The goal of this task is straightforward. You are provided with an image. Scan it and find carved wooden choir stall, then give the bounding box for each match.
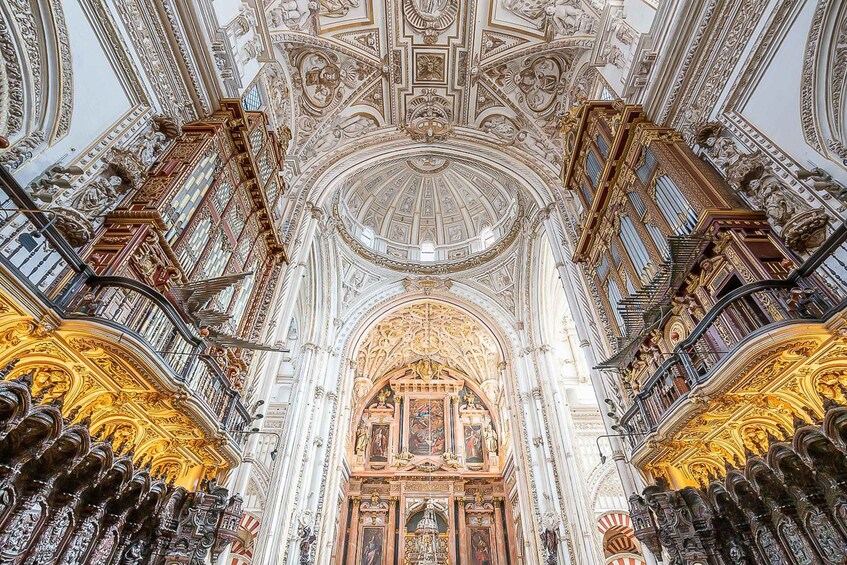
[0,364,242,564]
[630,399,847,565]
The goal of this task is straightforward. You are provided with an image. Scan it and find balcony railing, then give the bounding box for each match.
[0,167,250,443]
[619,222,847,447]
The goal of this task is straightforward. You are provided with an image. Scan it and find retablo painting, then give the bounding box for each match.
[369,424,389,462]
[464,424,483,463]
[360,527,383,565]
[409,398,445,455]
[470,528,493,565]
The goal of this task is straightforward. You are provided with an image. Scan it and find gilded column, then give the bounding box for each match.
[386,496,397,563]
[493,498,508,565]
[345,496,361,565]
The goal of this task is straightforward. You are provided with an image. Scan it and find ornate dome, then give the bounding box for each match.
[335,155,520,271]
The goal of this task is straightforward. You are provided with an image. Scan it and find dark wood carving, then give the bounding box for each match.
[631,400,847,564]
[0,370,242,564]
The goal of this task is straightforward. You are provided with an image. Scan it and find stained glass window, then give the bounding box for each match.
[599,86,615,101]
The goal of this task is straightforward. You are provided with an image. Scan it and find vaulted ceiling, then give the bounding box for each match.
[265,0,606,177]
[354,301,501,387]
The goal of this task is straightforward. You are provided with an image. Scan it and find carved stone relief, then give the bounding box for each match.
[403,0,459,44]
[699,128,830,252]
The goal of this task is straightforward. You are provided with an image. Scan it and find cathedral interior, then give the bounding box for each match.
[0,0,846,564]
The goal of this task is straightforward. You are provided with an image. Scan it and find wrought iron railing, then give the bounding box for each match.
[619,222,847,447]
[0,167,250,443]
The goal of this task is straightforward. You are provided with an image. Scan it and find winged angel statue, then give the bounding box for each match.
[170,273,281,352]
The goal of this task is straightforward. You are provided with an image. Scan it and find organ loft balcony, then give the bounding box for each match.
[562,101,847,488]
[0,101,288,489]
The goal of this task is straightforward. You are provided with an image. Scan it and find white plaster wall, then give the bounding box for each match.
[14,0,133,184]
[740,0,847,183]
[623,0,657,33]
[213,0,243,25]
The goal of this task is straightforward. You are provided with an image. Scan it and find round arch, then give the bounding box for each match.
[339,289,519,375]
[296,132,562,211]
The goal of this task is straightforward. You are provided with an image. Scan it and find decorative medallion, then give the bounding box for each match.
[405,89,453,142]
[403,0,459,44]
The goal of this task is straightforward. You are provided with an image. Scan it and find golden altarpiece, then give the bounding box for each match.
[337,359,518,564]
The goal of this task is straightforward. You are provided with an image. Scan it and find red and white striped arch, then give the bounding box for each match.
[598,511,641,559]
[607,557,647,565]
[597,511,633,535]
[230,512,261,564]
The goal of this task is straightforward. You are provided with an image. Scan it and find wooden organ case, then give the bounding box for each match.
[81,100,288,383]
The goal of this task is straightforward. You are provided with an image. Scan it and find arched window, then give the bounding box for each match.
[619,215,651,282]
[479,226,495,249]
[361,227,375,248]
[655,176,697,234]
[420,241,435,262]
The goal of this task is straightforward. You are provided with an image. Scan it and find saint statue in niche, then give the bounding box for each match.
[354,425,369,455]
[470,529,492,565]
[369,424,389,461]
[360,528,383,565]
[464,424,483,463]
[484,421,499,453]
